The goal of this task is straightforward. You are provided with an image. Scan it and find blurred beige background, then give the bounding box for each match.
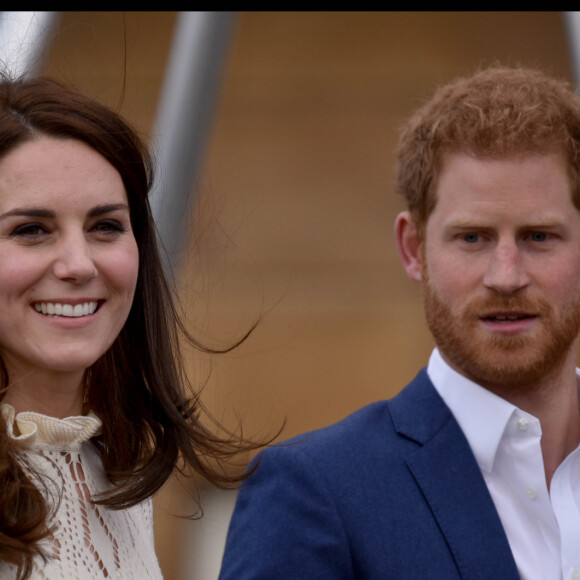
[38,11,573,579]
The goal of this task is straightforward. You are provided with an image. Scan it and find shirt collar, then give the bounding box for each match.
[426,348,523,473]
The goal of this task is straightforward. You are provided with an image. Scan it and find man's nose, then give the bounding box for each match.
[482,240,530,295]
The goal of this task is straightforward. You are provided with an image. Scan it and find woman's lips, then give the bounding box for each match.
[32,300,101,318]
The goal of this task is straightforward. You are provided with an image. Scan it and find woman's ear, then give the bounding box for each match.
[394,211,423,282]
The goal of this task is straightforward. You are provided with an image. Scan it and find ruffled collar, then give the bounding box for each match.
[1,403,102,448]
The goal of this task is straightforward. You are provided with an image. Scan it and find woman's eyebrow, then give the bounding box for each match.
[0,203,130,220]
[0,207,55,219]
[87,203,130,217]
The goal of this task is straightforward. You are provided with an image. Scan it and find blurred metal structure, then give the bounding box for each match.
[0,10,236,276]
[564,11,580,88]
[0,11,59,77]
[149,11,238,274]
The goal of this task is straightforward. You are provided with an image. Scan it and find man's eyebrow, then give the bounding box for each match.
[444,216,566,229]
[442,219,486,231]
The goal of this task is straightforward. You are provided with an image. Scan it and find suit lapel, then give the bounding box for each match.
[389,371,520,579]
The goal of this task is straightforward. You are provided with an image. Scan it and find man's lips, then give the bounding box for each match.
[480,312,537,322]
[479,311,538,334]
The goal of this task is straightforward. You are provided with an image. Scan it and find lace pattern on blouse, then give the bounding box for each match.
[1,404,163,579]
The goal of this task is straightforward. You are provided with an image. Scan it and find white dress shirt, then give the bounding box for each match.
[427,348,580,580]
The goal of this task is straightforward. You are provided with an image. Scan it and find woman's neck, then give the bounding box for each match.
[3,369,86,418]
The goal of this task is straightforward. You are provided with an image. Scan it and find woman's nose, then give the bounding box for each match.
[52,238,98,283]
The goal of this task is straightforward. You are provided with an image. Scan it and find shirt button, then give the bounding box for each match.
[517,418,529,431]
[525,486,537,500]
[570,570,580,580]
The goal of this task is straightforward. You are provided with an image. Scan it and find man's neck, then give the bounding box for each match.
[514,378,580,487]
[482,360,580,488]
[439,346,580,487]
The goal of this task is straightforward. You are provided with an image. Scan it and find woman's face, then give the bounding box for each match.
[0,136,139,380]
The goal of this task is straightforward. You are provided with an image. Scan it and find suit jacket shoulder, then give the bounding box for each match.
[219,369,519,579]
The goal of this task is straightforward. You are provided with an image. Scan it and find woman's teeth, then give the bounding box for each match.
[33,302,98,317]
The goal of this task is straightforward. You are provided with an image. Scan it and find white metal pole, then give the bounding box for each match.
[563,12,580,88]
[0,11,59,77]
[149,11,237,273]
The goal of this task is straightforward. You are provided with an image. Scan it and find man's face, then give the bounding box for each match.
[402,151,580,392]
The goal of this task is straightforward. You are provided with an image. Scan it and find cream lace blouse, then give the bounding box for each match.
[1,404,163,579]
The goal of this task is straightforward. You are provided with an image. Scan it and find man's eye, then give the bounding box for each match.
[530,232,549,242]
[462,233,480,243]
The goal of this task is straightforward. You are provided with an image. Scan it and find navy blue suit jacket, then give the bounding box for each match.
[219,369,520,579]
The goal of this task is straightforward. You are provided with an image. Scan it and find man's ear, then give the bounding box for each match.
[394,211,423,282]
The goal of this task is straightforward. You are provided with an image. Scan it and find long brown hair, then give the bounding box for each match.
[0,75,265,577]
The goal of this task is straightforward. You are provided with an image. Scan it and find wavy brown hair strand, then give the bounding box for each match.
[0,74,268,575]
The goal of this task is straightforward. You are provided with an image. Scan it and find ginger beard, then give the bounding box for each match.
[421,260,580,391]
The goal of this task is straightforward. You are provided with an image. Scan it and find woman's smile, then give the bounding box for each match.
[0,136,139,377]
[33,300,100,317]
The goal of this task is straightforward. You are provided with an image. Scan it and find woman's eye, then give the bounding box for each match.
[10,223,47,239]
[91,220,126,236]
